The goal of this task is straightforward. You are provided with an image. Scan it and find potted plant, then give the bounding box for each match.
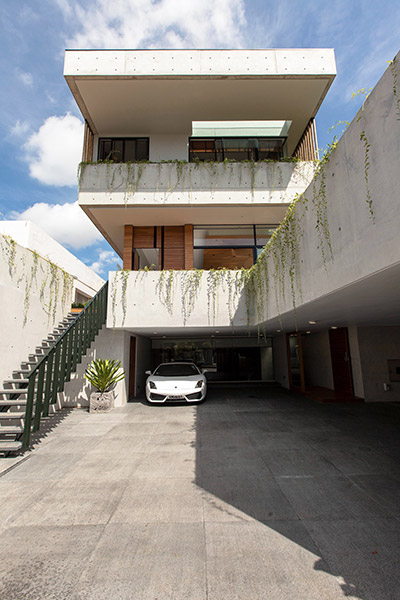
[71,302,85,314]
[85,358,125,412]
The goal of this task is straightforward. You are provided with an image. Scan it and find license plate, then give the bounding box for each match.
[168,395,184,399]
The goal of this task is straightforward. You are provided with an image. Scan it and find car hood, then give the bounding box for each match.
[148,374,205,387]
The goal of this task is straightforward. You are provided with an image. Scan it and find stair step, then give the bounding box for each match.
[0,426,24,434]
[0,412,25,419]
[0,441,23,452]
[0,389,28,395]
[0,400,27,406]
[3,379,29,384]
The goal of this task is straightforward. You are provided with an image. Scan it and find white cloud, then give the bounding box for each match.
[90,250,120,274]
[23,114,83,186]
[17,70,33,87]
[11,201,102,250]
[10,120,31,137]
[59,0,246,49]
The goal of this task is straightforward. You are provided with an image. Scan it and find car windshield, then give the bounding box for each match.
[153,363,200,377]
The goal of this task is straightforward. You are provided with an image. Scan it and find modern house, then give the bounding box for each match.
[63,49,341,395]
[1,47,399,455]
[62,48,400,405]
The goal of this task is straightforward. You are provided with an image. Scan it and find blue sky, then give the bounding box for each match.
[1,0,399,275]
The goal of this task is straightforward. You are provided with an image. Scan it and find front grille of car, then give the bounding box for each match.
[186,392,202,400]
[150,392,166,400]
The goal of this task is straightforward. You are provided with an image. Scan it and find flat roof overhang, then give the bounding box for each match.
[80,204,289,258]
[64,49,336,155]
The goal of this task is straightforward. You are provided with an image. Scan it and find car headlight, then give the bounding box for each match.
[195,380,203,388]
[149,381,156,389]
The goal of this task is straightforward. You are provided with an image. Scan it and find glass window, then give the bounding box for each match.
[133,248,159,270]
[194,226,254,247]
[97,138,149,162]
[189,137,286,162]
[255,225,276,247]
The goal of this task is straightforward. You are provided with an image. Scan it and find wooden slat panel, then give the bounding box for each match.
[293,118,316,161]
[82,121,94,162]
[133,227,155,248]
[203,248,253,270]
[164,226,184,248]
[156,226,162,249]
[184,224,193,270]
[163,248,185,269]
[123,225,134,270]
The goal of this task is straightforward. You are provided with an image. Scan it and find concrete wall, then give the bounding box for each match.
[61,328,131,408]
[79,160,315,209]
[273,334,289,389]
[302,331,334,389]
[107,270,249,330]
[0,233,74,385]
[356,326,400,402]
[0,221,104,299]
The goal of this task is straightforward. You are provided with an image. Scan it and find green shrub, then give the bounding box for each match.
[85,358,125,393]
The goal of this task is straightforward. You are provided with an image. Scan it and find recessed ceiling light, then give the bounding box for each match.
[215,330,220,333]
[308,321,317,325]
[162,335,166,338]
[330,326,338,329]
[276,329,281,333]
[306,331,311,334]
[153,331,158,334]
[211,335,215,338]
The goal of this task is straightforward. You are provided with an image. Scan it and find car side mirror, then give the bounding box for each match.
[145,370,152,376]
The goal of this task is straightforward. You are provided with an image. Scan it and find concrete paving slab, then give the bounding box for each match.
[348,473,400,514]
[63,452,145,482]
[304,518,400,600]
[73,523,207,600]
[133,449,196,478]
[260,447,342,477]
[110,478,204,524]
[205,521,344,600]
[0,524,105,600]
[311,443,400,476]
[0,480,53,532]
[277,474,388,520]
[11,480,127,527]
[250,430,313,450]
[0,452,81,482]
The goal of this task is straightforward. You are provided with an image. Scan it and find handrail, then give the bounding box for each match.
[21,281,108,450]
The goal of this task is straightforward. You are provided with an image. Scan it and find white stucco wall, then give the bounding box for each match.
[0,234,74,385]
[0,221,104,299]
[356,326,400,402]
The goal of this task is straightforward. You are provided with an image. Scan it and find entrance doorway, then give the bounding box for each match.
[129,336,136,400]
[329,327,354,397]
[286,332,305,393]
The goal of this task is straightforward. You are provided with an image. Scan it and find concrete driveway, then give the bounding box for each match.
[0,384,399,599]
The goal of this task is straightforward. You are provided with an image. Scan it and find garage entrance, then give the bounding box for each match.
[151,336,273,382]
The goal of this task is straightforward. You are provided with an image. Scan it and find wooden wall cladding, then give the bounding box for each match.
[184,225,194,270]
[163,248,185,269]
[164,226,185,269]
[164,226,185,248]
[133,227,156,248]
[123,225,134,270]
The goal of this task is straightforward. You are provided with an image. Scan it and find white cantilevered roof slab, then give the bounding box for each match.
[64,49,336,155]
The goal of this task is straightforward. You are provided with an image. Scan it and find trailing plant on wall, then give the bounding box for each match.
[0,234,74,327]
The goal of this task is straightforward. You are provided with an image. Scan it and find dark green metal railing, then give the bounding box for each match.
[21,282,108,450]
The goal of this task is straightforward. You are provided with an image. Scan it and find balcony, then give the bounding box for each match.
[78,160,316,208]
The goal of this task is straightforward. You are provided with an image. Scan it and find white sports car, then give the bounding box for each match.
[145,362,207,403]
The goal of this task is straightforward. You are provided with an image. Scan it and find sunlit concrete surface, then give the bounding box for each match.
[0,384,399,599]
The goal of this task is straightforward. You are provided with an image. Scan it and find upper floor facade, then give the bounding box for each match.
[64,49,336,269]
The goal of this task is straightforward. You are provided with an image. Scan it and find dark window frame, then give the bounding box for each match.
[97,137,149,163]
[188,137,287,162]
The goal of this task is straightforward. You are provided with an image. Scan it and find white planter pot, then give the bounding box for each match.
[89,391,115,413]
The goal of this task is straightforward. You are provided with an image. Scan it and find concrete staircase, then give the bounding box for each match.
[0,313,77,455]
